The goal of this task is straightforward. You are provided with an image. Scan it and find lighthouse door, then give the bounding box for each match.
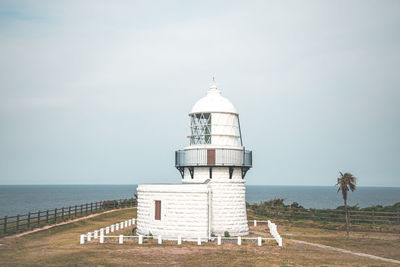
[207,149,215,165]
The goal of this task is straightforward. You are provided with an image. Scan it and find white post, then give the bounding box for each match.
[116,223,119,231]
[254,220,257,226]
[100,231,104,244]
[94,230,98,239]
[111,224,114,232]
[128,219,132,226]
[278,237,282,247]
[237,236,241,246]
[138,235,143,244]
[197,237,201,246]
[100,228,104,237]
[106,227,110,234]
[158,235,162,244]
[178,235,182,245]
[120,222,124,229]
[119,235,123,244]
[217,235,221,245]
[87,232,92,242]
[125,221,128,228]
[258,237,262,246]
[80,234,85,244]
[132,218,135,224]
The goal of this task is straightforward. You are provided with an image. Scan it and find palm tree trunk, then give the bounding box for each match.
[344,198,349,238]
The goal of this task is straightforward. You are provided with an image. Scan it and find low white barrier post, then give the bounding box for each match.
[94,230,98,239]
[100,231,104,244]
[178,235,182,245]
[120,222,124,229]
[87,232,92,242]
[80,234,85,244]
[278,237,282,247]
[116,223,119,231]
[100,228,104,237]
[138,235,143,245]
[128,219,132,226]
[125,221,128,228]
[132,218,135,224]
[254,220,257,226]
[111,224,114,232]
[197,237,201,246]
[217,236,221,245]
[158,235,162,244]
[119,235,123,244]
[258,237,262,246]
[237,236,241,246]
[106,227,110,234]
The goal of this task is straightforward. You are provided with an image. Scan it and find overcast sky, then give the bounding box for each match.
[0,1,399,186]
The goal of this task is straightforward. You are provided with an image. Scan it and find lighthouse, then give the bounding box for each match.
[137,80,252,240]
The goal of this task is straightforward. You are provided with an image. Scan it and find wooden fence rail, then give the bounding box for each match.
[250,206,400,226]
[0,198,136,237]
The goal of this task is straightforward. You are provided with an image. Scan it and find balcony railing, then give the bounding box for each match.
[175,148,252,167]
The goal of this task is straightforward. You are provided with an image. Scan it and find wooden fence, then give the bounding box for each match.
[0,198,136,237]
[251,206,400,226]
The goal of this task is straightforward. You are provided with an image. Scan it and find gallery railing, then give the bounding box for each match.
[175,148,252,167]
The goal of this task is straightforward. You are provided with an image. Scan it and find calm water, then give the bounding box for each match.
[0,185,399,218]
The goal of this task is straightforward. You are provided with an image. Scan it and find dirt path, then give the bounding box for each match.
[0,207,136,240]
[250,230,400,265]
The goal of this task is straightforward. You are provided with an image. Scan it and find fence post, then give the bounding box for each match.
[100,231,104,243]
[94,230,98,239]
[54,208,57,223]
[197,237,201,245]
[258,237,262,246]
[3,216,7,234]
[372,211,375,225]
[75,205,77,217]
[16,215,20,231]
[237,236,241,246]
[80,204,83,216]
[87,232,92,241]
[254,220,257,226]
[138,235,143,244]
[119,235,123,244]
[217,235,221,245]
[86,203,88,216]
[46,210,49,223]
[62,207,64,221]
[68,206,71,219]
[27,212,31,229]
[95,202,98,212]
[178,235,182,245]
[91,203,93,213]
[80,234,85,244]
[158,235,162,244]
[37,210,40,226]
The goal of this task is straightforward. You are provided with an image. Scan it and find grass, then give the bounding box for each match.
[0,208,399,266]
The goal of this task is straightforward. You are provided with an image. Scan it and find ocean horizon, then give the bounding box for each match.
[0,184,399,218]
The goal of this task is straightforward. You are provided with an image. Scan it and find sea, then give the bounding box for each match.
[0,185,399,218]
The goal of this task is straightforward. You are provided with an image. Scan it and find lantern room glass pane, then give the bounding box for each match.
[190,113,211,145]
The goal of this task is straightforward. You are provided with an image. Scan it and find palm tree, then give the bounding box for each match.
[336,172,357,238]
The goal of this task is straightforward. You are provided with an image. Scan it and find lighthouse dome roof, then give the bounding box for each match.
[190,82,237,114]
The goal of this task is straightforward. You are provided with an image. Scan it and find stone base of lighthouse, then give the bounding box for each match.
[137,167,249,240]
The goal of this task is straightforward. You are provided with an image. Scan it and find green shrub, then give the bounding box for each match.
[224,231,230,237]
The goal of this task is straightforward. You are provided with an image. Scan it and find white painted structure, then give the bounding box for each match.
[137,80,252,240]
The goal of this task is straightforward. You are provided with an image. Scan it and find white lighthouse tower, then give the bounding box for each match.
[137,80,252,239]
[176,80,252,236]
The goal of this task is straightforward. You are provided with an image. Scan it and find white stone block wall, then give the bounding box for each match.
[137,184,209,240]
[183,167,244,183]
[209,181,248,236]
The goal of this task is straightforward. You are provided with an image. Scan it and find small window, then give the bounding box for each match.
[155,200,161,220]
